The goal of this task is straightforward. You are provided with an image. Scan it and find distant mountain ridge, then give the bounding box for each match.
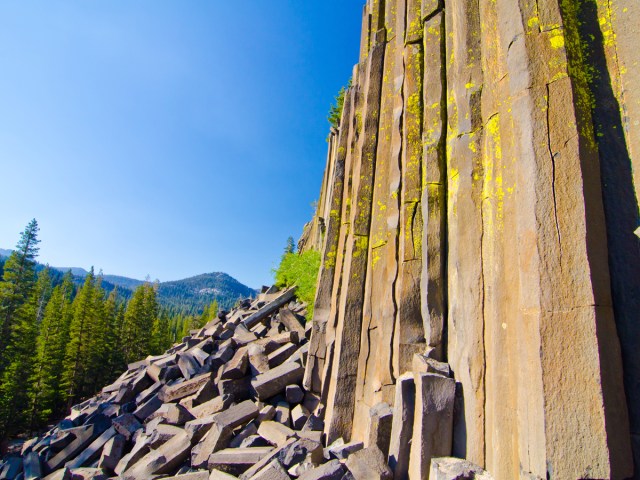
[0,249,256,313]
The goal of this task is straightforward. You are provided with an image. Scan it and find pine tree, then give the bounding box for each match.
[151,310,171,355]
[285,236,296,255]
[0,268,51,438]
[121,284,156,364]
[209,299,219,322]
[85,276,108,395]
[29,272,74,429]
[0,219,40,365]
[103,289,125,380]
[62,269,97,405]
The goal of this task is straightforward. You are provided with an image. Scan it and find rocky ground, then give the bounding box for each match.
[0,286,491,480]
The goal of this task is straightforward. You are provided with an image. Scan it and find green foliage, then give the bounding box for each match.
[285,237,296,255]
[328,80,351,129]
[61,269,100,403]
[0,219,40,363]
[156,272,255,314]
[0,220,40,438]
[0,222,256,441]
[121,283,157,364]
[274,249,321,316]
[29,272,74,428]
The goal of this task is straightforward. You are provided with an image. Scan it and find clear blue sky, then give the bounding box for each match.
[0,1,363,288]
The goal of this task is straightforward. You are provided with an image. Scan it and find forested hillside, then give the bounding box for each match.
[0,220,253,442]
[0,252,256,315]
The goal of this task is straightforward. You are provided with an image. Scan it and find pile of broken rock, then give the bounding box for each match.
[0,285,493,480]
[0,287,385,480]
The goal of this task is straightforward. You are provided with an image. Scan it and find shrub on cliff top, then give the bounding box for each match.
[328,79,352,129]
[273,249,321,317]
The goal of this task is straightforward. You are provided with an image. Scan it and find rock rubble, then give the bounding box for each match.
[0,286,489,480]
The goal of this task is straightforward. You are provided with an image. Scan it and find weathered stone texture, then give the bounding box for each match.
[303,0,639,478]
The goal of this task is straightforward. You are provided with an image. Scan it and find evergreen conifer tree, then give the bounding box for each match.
[103,289,125,380]
[0,219,40,365]
[29,272,74,428]
[85,276,108,394]
[0,267,50,438]
[121,283,156,364]
[62,269,97,404]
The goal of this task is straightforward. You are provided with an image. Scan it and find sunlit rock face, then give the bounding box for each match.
[303,0,640,478]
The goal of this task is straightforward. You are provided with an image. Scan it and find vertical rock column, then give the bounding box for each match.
[394,0,427,379]
[351,0,404,440]
[420,0,447,361]
[304,90,355,394]
[444,0,486,467]
[323,28,386,444]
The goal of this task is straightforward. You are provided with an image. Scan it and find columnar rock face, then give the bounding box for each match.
[303,0,640,478]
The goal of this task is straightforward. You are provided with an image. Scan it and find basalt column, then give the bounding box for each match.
[303,0,638,478]
[322,28,386,444]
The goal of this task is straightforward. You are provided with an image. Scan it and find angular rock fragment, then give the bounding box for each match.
[412,353,451,378]
[219,377,252,400]
[242,288,297,329]
[273,401,291,427]
[279,438,323,467]
[148,424,184,448]
[256,405,276,424]
[46,416,111,471]
[221,348,249,380]
[209,469,240,480]
[267,343,298,368]
[239,435,270,448]
[68,467,108,480]
[278,308,306,338]
[291,404,310,430]
[327,441,363,460]
[189,347,210,366]
[251,362,305,400]
[160,373,211,403]
[249,458,289,480]
[177,352,201,379]
[122,431,192,479]
[285,384,304,404]
[368,402,393,458]
[345,446,392,480]
[23,452,41,480]
[111,414,141,441]
[388,373,415,479]
[191,423,234,469]
[247,344,270,375]
[229,422,259,448]
[428,457,494,480]
[190,394,234,419]
[163,403,195,425]
[133,392,162,421]
[297,459,345,480]
[114,435,151,475]
[65,427,116,469]
[257,421,296,447]
[237,438,296,480]
[211,400,259,430]
[97,434,125,471]
[184,416,216,444]
[162,471,210,480]
[207,448,274,476]
[408,374,455,480]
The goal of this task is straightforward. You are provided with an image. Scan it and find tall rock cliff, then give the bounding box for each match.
[303,0,640,478]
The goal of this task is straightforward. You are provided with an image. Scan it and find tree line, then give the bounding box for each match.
[0,220,218,443]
